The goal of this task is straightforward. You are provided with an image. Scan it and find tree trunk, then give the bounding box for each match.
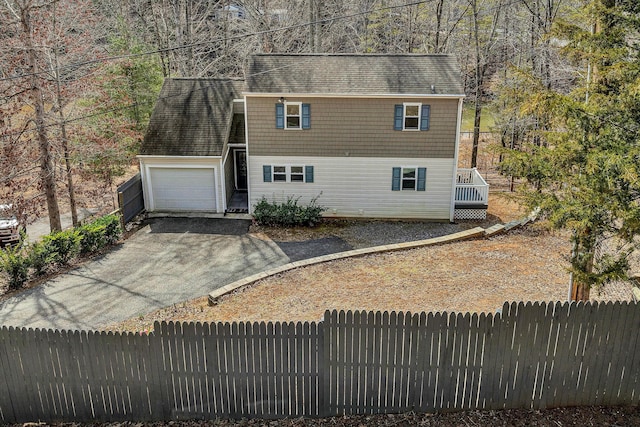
[434,0,444,52]
[309,0,316,52]
[21,6,62,232]
[470,0,482,168]
[471,100,482,168]
[570,230,595,302]
[571,280,591,301]
[53,1,78,227]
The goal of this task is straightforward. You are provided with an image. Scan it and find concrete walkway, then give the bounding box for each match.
[27,208,99,242]
[0,218,288,330]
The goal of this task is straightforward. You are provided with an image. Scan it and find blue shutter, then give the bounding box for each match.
[420,105,431,131]
[275,103,284,129]
[302,103,311,129]
[305,165,314,183]
[263,165,272,182]
[417,167,426,191]
[392,167,401,191]
[394,105,403,130]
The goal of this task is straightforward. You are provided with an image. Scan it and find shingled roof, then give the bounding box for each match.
[245,54,464,95]
[140,79,243,156]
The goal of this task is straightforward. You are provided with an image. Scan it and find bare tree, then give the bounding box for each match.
[1,0,61,231]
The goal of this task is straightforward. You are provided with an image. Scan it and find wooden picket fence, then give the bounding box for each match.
[1,301,640,423]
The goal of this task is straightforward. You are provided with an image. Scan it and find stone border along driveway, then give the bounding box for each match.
[208,214,534,305]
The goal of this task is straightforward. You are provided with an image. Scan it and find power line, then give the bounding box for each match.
[0,1,431,83]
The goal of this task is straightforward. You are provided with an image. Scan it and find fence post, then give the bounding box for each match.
[117,192,125,231]
[318,312,330,417]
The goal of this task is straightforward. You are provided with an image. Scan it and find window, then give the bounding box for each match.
[404,104,420,130]
[392,167,426,191]
[273,166,287,181]
[276,102,311,129]
[402,168,417,189]
[263,165,314,183]
[286,102,301,129]
[394,103,431,131]
[290,166,304,182]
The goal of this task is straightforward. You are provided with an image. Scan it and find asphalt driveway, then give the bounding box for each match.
[0,218,289,330]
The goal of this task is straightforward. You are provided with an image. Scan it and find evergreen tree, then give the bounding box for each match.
[498,0,640,300]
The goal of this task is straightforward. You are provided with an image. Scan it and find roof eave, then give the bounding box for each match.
[242,92,466,99]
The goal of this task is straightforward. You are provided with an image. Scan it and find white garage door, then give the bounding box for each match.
[149,168,216,211]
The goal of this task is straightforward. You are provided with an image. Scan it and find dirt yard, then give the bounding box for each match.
[25,406,640,427]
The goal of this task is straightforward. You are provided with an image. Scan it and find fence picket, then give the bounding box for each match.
[568,303,597,406]
[533,302,554,407]
[513,302,539,409]
[256,321,269,417]
[617,304,640,404]
[461,312,480,410]
[411,312,427,411]
[0,327,18,423]
[19,328,45,419]
[610,303,639,405]
[370,311,382,412]
[602,303,634,406]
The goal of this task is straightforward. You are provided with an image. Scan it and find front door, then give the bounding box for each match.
[234,150,247,191]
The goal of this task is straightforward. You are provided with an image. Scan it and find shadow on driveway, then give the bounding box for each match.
[275,236,353,262]
[146,217,250,235]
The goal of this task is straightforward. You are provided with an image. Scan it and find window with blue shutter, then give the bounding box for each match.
[302,104,311,129]
[394,105,403,130]
[392,167,401,191]
[263,165,272,182]
[305,165,314,183]
[275,103,284,129]
[395,103,431,131]
[262,165,314,183]
[417,167,427,191]
[420,105,431,131]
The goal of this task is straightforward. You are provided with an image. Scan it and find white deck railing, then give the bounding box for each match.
[455,168,489,204]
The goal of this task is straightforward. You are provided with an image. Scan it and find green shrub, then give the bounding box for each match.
[94,214,122,245]
[28,240,54,276]
[0,242,31,290]
[44,229,81,265]
[253,196,325,227]
[78,222,107,254]
[78,214,122,254]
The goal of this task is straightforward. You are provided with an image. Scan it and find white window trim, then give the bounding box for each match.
[284,101,302,130]
[403,102,421,131]
[401,166,418,191]
[272,165,308,183]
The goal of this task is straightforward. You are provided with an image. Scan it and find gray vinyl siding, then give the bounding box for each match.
[246,97,459,158]
[249,156,454,220]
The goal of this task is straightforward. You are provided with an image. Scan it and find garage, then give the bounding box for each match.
[148,167,217,211]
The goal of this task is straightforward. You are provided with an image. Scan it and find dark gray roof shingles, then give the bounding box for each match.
[140,79,243,156]
[246,54,464,95]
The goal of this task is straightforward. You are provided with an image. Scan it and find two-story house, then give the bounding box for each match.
[138,54,489,221]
